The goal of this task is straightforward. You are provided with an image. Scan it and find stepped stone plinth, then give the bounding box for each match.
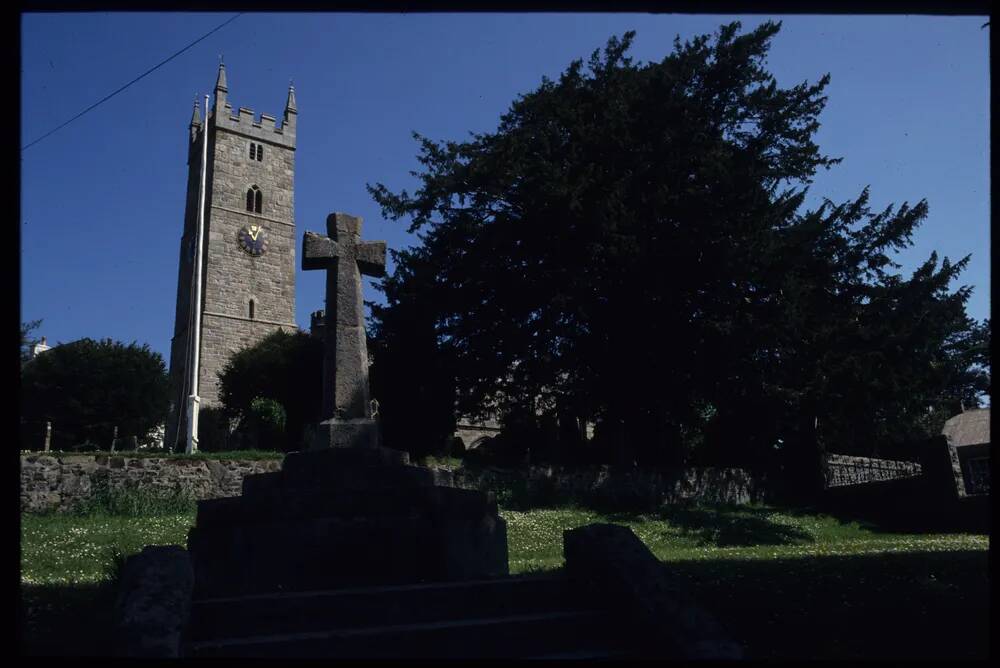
[187,446,509,598]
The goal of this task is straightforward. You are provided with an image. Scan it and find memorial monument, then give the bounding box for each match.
[185,211,508,600]
[302,212,385,448]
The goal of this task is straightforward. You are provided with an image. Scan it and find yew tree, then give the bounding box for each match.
[369,22,989,467]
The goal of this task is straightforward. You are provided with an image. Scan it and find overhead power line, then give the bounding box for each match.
[21,13,243,152]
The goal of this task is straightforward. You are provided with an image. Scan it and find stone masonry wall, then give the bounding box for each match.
[20,455,765,514]
[20,455,281,514]
[196,120,297,408]
[822,453,922,489]
[450,464,769,507]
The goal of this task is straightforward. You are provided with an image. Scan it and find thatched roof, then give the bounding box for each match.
[941,408,990,448]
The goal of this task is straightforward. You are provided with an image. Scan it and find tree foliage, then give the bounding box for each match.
[368,297,458,458]
[369,21,989,469]
[216,329,323,452]
[20,338,170,450]
[20,319,43,364]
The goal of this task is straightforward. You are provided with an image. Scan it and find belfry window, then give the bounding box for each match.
[256,145,263,161]
[249,142,264,162]
[246,185,262,213]
[249,299,255,320]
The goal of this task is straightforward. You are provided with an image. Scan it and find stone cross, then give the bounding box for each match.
[303,212,386,447]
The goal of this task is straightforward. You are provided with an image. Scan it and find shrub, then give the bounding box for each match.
[239,397,287,451]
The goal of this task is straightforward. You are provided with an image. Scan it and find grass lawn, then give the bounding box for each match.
[505,505,989,660]
[20,503,989,658]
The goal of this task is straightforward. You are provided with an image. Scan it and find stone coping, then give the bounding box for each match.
[20,451,286,461]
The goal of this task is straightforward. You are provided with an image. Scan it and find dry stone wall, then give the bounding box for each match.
[21,454,766,514]
[450,464,768,507]
[822,453,922,488]
[20,454,281,514]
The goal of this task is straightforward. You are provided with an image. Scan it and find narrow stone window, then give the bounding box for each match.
[249,142,257,160]
[257,145,264,162]
[249,299,255,320]
[246,185,262,213]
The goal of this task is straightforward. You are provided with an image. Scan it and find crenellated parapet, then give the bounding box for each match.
[207,63,297,149]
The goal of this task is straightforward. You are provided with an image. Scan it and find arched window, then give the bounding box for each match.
[246,185,262,213]
[249,299,255,320]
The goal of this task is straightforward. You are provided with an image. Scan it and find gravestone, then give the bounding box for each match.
[303,212,386,448]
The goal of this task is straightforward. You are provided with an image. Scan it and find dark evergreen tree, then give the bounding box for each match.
[368,22,989,472]
[20,338,170,450]
[217,330,323,452]
[368,290,458,458]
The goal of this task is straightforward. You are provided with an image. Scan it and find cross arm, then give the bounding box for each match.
[357,241,387,278]
[302,231,338,270]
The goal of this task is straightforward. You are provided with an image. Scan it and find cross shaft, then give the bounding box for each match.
[303,212,386,425]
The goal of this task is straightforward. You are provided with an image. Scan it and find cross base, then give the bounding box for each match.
[311,418,379,449]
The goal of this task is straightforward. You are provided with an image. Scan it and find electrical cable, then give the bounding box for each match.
[21,13,242,152]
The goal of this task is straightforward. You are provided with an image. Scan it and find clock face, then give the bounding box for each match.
[237,224,268,257]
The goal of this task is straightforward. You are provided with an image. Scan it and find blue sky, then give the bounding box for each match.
[21,13,990,364]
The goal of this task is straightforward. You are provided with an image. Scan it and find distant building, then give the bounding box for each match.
[309,310,326,342]
[941,407,990,496]
[455,412,503,450]
[31,336,51,358]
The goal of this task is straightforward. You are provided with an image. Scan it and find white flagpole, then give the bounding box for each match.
[186,92,210,454]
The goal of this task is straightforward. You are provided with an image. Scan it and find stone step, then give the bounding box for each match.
[190,574,577,641]
[196,483,496,529]
[282,446,411,472]
[188,609,614,658]
[188,513,508,598]
[242,464,440,501]
[189,514,433,598]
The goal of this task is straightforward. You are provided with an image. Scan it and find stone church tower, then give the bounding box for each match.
[166,64,298,449]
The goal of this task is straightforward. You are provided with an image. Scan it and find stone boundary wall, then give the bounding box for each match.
[20,454,767,512]
[20,455,282,514]
[450,464,768,507]
[822,453,922,489]
[20,454,767,514]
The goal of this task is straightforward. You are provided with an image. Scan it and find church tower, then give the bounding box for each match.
[166,64,298,449]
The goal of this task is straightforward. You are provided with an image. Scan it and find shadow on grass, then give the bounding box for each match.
[617,504,815,547]
[667,549,989,660]
[20,583,113,656]
[607,505,814,547]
